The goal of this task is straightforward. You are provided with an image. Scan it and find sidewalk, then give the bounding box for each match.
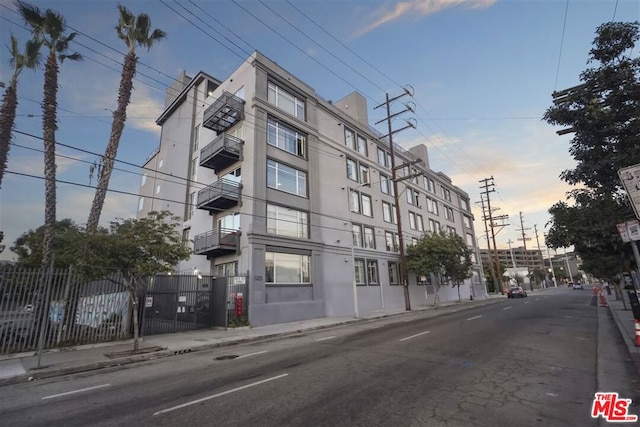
[605,293,640,375]
[0,294,506,386]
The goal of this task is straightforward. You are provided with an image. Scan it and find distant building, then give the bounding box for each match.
[479,246,545,272]
[137,51,482,327]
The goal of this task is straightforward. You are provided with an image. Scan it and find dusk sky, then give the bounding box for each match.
[0,0,638,261]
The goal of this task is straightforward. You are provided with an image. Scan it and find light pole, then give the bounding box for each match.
[564,248,574,282]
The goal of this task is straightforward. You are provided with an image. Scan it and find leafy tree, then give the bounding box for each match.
[77,211,190,351]
[543,21,639,278]
[86,5,166,232]
[483,261,506,293]
[10,219,82,269]
[406,231,473,305]
[0,34,41,189]
[17,1,81,270]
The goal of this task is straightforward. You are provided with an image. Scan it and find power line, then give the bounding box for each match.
[554,0,570,92]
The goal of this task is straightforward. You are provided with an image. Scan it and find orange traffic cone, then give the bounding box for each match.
[635,320,640,347]
[599,290,608,307]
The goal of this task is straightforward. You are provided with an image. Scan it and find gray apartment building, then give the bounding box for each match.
[479,246,546,272]
[138,51,482,327]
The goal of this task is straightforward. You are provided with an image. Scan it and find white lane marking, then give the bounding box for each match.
[315,336,336,342]
[524,301,531,304]
[466,315,482,321]
[236,351,268,359]
[399,331,430,342]
[503,306,512,310]
[42,384,111,400]
[546,392,558,397]
[153,374,289,416]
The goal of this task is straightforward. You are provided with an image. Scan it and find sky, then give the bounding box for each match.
[0,0,638,262]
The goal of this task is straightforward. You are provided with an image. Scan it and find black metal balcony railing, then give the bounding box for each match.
[202,91,245,133]
[197,179,241,211]
[193,228,239,258]
[200,133,243,172]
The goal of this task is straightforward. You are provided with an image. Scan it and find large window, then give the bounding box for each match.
[463,215,472,228]
[346,158,370,184]
[216,261,238,277]
[406,187,420,206]
[382,202,396,224]
[265,252,310,283]
[350,190,373,217]
[377,147,392,168]
[354,259,379,286]
[385,231,399,252]
[354,259,366,285]
[267,204,308,239]
[218,212,240,231]
[426,197,439,216]
[380,174,394,195]
[444,206,455,222]
[388,262,400,286]
[364,226,375,249]
[353,224,375,249]
[187,192,196,220]
[267,159,307,197]
[267,81,305,119]
[367,260,379,285]
[267,116,306,157]
[357,135,367,156]
[182,228,191,250]
[409,212,424,232]
[345,128,355,150]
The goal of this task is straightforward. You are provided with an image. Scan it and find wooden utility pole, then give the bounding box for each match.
[477,195,497,291]
[479,177,505,293]
[517,212,533,290]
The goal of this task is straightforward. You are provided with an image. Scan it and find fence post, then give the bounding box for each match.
[36,257,55,368]
[56,265,74,345]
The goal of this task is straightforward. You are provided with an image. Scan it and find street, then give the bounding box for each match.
[0,289,637,426]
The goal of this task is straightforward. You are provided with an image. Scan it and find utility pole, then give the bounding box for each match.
[533,224,545,287]
[506,239,517,270]
[476,196,497,291]
[479,177,507,294]
[516,212,533,290]
[374,87,417,311]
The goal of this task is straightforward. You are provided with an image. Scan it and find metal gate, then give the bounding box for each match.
[212,275,249,328]
[142,274,214,336]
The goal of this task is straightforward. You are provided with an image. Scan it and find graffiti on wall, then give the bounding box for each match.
[75,292,129,328]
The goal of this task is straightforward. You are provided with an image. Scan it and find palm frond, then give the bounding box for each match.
[59,52,82,63]
[7,34,19,67]
[15,1,45,30]
[23,38,42,69]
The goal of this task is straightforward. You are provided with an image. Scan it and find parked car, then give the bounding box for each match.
[572,283,584,290]
[507,286,527,298]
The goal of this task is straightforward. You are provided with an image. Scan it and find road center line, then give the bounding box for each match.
[153,374,289,416]
[503,306,512,310]
[315,336,337,342]
[236,350,268,359]
[524,301,531,304]
[399,331,430,341]
[466,315,483,321]
[42,384,111,400]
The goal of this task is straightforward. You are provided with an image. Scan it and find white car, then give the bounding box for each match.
[572,283,584,290]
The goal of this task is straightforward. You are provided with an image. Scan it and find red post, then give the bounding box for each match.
[635,319,640,347]
[235,293,243,317]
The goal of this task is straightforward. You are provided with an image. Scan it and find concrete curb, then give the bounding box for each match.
[0,296,507,386]
[606,301,640,376]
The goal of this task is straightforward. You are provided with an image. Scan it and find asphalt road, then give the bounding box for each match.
[0,289,636,427]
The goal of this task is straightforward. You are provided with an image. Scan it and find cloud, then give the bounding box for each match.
[354,0,497,38]
[8,150,87,176]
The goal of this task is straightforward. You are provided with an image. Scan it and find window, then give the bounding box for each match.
[234,86,245,100]
[466,233,474,246]
[267,116,306,157]
[380,174,390,195]
[364,226,375,249]
[377,147,392,168]
[267,159,307,197]
[346,158,358,181]
[191,157,198,181]
[345,128,355,150]
[411,237,419,246]
[352,224,363,247]
[354,259,366,285]
[409,212,416,230]
[349,190,372,217]
[217,212,240,231]
[187,192,196,220]
[382,202,396,223]
[367,260,379,285]
[461,198,471,212]
[267,81,305,119]
[410,212,424,231]
[346,158,370,184]
[463,216,472,228]
[441,186,452,202]
[359,164,370,185]
[138,197,144,212]
[406,187,414,205]
[206,80,217,98]
[427,197,439,216]
[265,252,310,283]
[388,262,400,285]
[406,187,420,207]
[385,231,399,252]
[216,261,238,277]
[429,219,436,233]
[267,204,308,239]
[424,177,435,193]
[141,173,147,187]
[416,214,424,232]
[357,135,367,156]
[224,167,242,183]
[444,206,455,222]
[446,226,456,235]
[182,228,191,250]
[193,124,200,152]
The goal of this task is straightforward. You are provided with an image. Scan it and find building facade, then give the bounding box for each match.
[479,246,546,273]
[138,52,482,327]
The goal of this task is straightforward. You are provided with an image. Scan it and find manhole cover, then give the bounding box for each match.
[215,355,239,360]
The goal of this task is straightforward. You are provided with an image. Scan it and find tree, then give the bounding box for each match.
[10,219,82,269]
[17,1,81,270]
[0,34,41,189]
[406,231,473,305]
[543,21,640,278]
[86,5,165,232]
[483,261,506,293]
[77,211,190,351]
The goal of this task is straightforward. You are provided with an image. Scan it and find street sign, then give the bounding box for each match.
[617,223,632,242]
[618,164,640,220]
[627,220,640,241]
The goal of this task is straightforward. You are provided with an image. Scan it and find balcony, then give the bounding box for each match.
[194,228,239,258]
[200,133,243,172]
[197,179,241,212]
[202,91,245,133]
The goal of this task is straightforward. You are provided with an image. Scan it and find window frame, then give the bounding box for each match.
[267,159,308,197]
[266,204,309,239]
[265,251,311,284]
[267,81,305,120]
[267,116,307,158]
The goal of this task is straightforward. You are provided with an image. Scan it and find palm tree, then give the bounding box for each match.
[0,34,41,190]
[86,5,166,232]
[17,1,81,269]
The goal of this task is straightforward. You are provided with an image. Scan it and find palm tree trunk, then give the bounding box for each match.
[42,51,59,270]
[0,76,18,190]
[87,51,137,232]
